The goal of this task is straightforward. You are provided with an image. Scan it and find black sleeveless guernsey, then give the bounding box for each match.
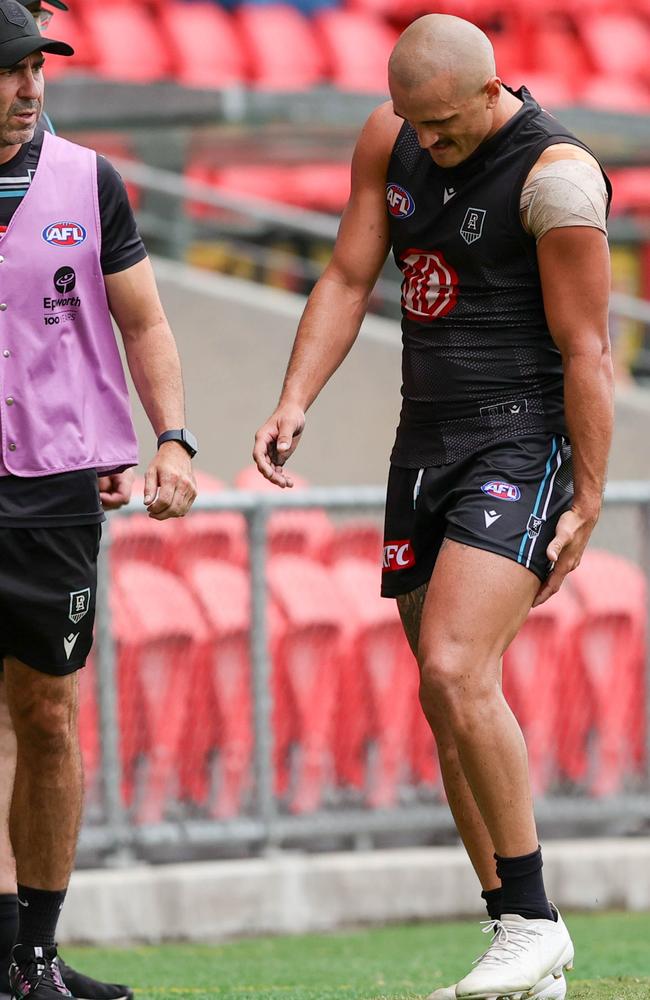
[386,87,611,468]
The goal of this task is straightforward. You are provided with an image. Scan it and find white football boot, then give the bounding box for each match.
[425,970,566,1000]
[454,909,573,999]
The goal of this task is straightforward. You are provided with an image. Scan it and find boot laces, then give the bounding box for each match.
[20,953,70,996]
[472,919,543,968]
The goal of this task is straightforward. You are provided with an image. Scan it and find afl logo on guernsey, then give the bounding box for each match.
[386,183,415,219]
[481,480,521,502]
[42,222,87,248]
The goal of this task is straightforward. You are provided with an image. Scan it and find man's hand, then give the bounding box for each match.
[253,403,305,488]
[98,470,135,510]
[533,506,598,607]
[143,443,197,519]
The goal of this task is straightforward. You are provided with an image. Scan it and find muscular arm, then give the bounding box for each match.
[105,258,196,519]
[253,103,401,486]
[534,225,614,604]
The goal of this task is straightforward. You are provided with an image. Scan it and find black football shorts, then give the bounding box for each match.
[381,433,573,598]
[0,524,101,675]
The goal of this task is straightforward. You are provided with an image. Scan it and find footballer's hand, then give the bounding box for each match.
[98,469,135,510]
[253,403,305,488]
[144,443,197,520]
[533,506,598,607]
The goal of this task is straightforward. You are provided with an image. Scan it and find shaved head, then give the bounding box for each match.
[389,14,496,101]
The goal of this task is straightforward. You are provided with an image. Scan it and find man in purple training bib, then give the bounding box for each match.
[0,4,198,999]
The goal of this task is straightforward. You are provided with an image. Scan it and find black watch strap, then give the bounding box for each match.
[157,428,198,458]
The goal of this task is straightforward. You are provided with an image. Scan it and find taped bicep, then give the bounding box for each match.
[520,160,608,242]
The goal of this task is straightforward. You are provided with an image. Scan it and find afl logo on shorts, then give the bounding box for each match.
[481,480,521,502]
[42,222,87,248]
[386,183,415,219]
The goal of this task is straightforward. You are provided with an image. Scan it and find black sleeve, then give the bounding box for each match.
[96,154,147,275]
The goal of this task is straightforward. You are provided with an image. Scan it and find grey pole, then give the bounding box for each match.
[247,501,277,849]
[95,520,131,859]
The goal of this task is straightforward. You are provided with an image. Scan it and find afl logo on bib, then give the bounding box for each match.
[386,183,415,219]
[42,222,87,248]
[481,480,521,502]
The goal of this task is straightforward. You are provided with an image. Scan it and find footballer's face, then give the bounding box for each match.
[390,74,502,168]
[0,51,44,159]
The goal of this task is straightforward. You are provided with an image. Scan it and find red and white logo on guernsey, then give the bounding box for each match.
[383,540,416,572]
[42,222,87,248]
[399,247,459,322]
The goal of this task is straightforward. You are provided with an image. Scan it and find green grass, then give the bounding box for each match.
[62,912,650,1000]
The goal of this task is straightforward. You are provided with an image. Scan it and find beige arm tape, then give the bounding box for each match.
[520,160,608,242]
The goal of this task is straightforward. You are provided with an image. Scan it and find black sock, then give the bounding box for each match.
[495,847,553,921]
[481,887,503,921]
[0,894,18,991]
[15,885,66,950]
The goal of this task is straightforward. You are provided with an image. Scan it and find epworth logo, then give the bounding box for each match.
[481,480,521,502]
[399,248,459,322]
[54,266,76,294]
[386,183,415,219]
[42,222,87,248]
[383,540,415,572]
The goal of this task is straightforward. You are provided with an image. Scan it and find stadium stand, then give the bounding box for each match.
[91,459,648,821]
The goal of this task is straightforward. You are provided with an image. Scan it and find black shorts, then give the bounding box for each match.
[0,524,102,675]
[381,434,573,598]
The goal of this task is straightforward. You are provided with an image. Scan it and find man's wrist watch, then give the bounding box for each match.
[157,428,198,458]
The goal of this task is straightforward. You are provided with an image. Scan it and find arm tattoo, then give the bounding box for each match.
[396,582,428,657]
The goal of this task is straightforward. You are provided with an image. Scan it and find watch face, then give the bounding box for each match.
[182,429,198,456]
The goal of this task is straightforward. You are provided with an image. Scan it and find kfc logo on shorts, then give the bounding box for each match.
[386,183,415,219]
[42,222,87,248]
[481,480,521,502]
[383,540,416,572]
[69,588,91,624]
[399,247,459,322]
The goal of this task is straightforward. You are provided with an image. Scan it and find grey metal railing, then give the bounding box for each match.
[81,482,650,863]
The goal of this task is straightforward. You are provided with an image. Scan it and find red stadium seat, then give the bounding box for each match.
[520,73,577,109]
[40,7,96,77]
[578,13,650,84]
[579,76,650,113]
[313,10,397,92]
[235,465,335,560]
[529,13,590,92]
[113,561,210,822]
[503,587,582,795]
[291,163,351,214]
[236,5,324,90]
[321,519,383,565]
[331,558,421,806]
[80,2,170,82]
[179,560,255,817]
[268,555,342,812]
[160,2,247,88]
[607,168,650,216]
[210,165,301,205]
[567,550,647,796]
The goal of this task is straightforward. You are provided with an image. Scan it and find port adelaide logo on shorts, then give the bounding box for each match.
[481,480,521,502]
[42,221,87,248]
[69,588,91,624]
[527,514,544,539]
[43,267,81,326]
[386,183,415,219]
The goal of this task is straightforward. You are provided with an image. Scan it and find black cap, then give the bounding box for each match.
[0,0,73,67]
[22,1,70,11]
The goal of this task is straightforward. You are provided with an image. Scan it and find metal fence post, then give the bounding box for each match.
[94,521,131,860]
[247,500,277,849]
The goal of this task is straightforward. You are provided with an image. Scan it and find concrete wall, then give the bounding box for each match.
[58,840,650,945]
